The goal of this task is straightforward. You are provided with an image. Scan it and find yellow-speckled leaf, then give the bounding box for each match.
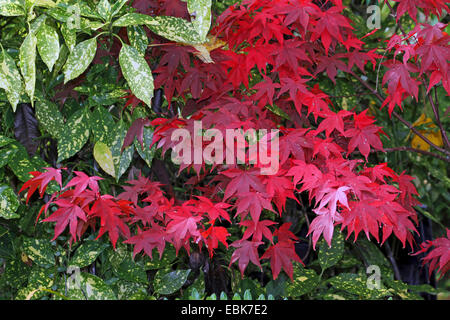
[65,272,117,300]
[93,141,115,177]
[0,185,20,219]
[285,263,319,297]
[0,0,25,16]
[153,269,191,295]
[127,25,148,56]
[96,0,111,21]
[328,273,374,298]
[318,228,344,270]
[112,12,158,27]
[119,44,153,107]
[63,37,97,83]
[90,107,115,144]
[146,16,203,45]
[60,22,76,52]
[35,99,64,139]
[186,0,211,42]
[110,122,134,181]
[22,237,55,267]
[36,23,60,72]
[19,32,37,104]
[0,48,24,111]
[69,241,109,268]
[134,126,155,167]
[57,109,90,162]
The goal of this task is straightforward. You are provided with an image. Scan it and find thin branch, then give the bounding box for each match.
[349,71,450,157]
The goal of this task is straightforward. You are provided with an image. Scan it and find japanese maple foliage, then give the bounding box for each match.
[21,0,449,281]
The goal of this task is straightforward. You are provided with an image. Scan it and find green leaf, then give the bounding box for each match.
[127,25,148,56]
[15,266,55,300]
[112,280,147,300]
[114,258,148,284]
[110,121,134,181]
[153,269,191,295]
[57,109,90,162]
[89,106,115,144]
[0,146,18,169]
[22,237,55,267]
[0,47,24,111]
[93,141,115,177]
[7,143,45,182]
[328,273,375,298]
[119,44,153,107]
[318,228,344,270]
[60,22,76,52]
[186,0,211,42]
[112,12,157,27]
[35,99,64,139]
[19,32,37,104]
[110,0,128,17]
[146,15,203,44]
[96,0,111,21]
[144,245,176,270]
[69,241,109,268]
[65,272,117,300]
[0,185,20,219]
[0,0,25,16]
[134,126,155,167]
[36,23,60,72]
[285,263,319,297]
[63,37,97,83]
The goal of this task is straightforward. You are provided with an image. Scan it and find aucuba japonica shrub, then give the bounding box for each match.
[0,0,449,299]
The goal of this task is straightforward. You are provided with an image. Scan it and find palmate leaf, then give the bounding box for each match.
[119,44,154,108]
[36,23,60,72]
[63,37,97,84]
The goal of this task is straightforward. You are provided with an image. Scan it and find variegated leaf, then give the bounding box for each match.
[127,25,148,56]
[187,0,211,42]
[93,141,115,177]
[146,16,203,45]
[37,23,60,72]
[65,272,117,300]
[63,37,97,84]
[112,12,157,27]
[96,0,111,21]
[90,106,115,144]
[35,99,64,139]
[318,228,344,270]
[153,269,191,295]
[15,266,55,300]
[22,237,55,267]
[285,263,319,297]
[110,122,134,181]
[0,185,20,219]
[57,109,90,162]
[0,49,24,111]
[19,32,37,104]
[60,22,76,52]
[0,0,25,16]
[110,0,128,17]
[69,241,109,268]
[119,44,153,107]
[134,126,155,167]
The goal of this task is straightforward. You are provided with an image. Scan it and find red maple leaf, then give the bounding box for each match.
[42,198,87,241]
[413,229,450,279]
[124,224,167,259]
[64,171,102,197]
[19,167,63,203]
[229,239,263,278]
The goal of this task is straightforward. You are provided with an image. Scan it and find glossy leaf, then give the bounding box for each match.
[57,109,90,162]
[19,32,37,104]
[0,185,20,219]
[35,99,64,139]
[153,269,191,295]
[93,141,115,177]
[63,37,97,83]
[70,241,109,268]
[119,44,154,107]
[36,23,60,72]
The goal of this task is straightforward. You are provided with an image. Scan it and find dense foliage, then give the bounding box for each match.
[0,0,448,300]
